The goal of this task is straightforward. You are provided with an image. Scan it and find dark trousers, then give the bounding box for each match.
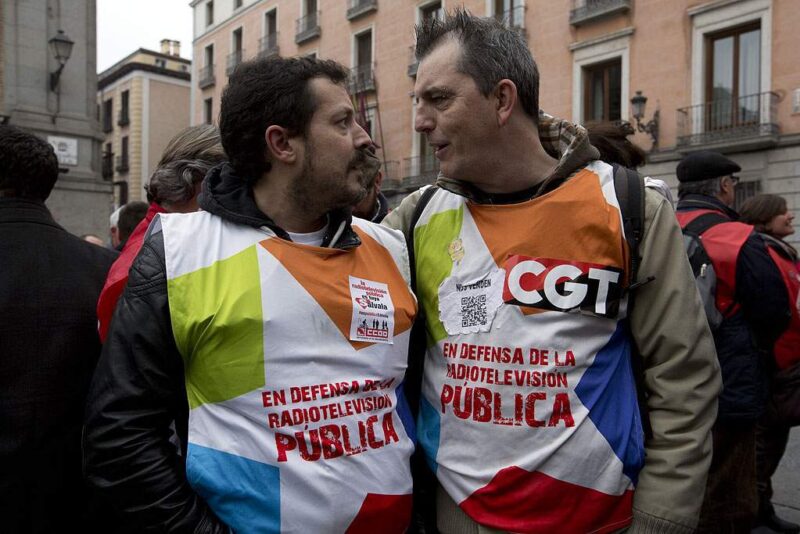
[755,415,792,515]
[697,420,758,534]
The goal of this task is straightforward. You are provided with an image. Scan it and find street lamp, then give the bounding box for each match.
[630,90,659,150]
[48,30,74,92]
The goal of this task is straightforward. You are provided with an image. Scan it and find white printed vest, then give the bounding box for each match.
[413,162,645,533]
[160,211,417,533]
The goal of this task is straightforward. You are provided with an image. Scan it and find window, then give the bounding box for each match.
[305,0,317,16]
[118,90,130,126]
[583,59,622,122]
[706,23,761,130]
[265,9,277,37]
[205,44,214,67]
[234,0,243,8]
[420,1,442,23]
[735,180,761,210]
[493,0,524,28]
[102,98,113,133]
[356,31,372,68]
[155,58,167,68]
[204,98,214,124]
[116,136,129,173]
[206,1,214,27]
[233,28,243,54]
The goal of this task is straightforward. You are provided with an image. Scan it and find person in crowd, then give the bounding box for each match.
[96,125,226,342]
[740,194,800,534]
[587,120,675,206]
[116,201,148,249]
[674,152,791,532]
[82,233,106,246]
[353,168,389,222]
[109,205,123,249]
[383,10,720,533]
[84,56,417,532]
[0,125,117,532]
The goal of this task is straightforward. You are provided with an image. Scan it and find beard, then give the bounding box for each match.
[289,144,381,216]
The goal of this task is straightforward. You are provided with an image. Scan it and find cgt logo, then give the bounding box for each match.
[502,255,624,317]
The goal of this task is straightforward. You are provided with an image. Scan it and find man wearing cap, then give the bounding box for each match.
[675,150,790,532]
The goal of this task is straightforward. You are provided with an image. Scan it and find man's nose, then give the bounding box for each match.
[415,106,433,133]
[353,122,372,149]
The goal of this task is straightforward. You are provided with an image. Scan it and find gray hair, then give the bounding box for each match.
[415,8,540,121]
[678,177,723,200]
[145,125,226,206]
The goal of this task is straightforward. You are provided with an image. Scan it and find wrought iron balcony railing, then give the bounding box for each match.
[226,50,244,76]
[347,0,377,21]
[259,33,279,58]
[676,91,779,149]
[117,111,130,127]
[570,0,631,26]
[115,155,129,174]
[402,155,439,187]
[348,64,375,94]
[296,12,321,44]
[199,64,215,89]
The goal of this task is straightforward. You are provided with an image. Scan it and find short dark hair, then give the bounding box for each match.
[415,8,540,121]
[219,56,349,184]
[0,125,59,200]
[117,201,149,243]
[587,121,646,169]
[740,194,788,234]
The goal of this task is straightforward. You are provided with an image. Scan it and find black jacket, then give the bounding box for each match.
[83,163,363,532]
[0,198,117,533]
[676,194,790,421]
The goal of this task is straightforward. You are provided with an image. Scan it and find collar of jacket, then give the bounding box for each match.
[676,194,740,221]
[199,162,361,250]
[0,197,63,228]
[435,112,601,204]
[369,192,389,223]
[762,233,799,262]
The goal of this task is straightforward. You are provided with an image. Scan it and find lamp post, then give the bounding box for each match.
[630,90,659,151]
[48,30,74,92]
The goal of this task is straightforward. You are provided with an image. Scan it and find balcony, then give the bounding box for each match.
[570,0,631,27]
[295,11,320,45]
[117,111,130,127]
[101,153,114,180]
[199,64,215,89]
[348,64,375,94]
[347,0,377,21]
[402,155,439,188]
[407,46,418,77]
[676,91,779,152]
[115,155,129,174]
[495,4,526,39]
[259,33,279,58]
[226,50,244,76]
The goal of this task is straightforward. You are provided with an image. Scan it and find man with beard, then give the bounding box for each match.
[84,57,418,532]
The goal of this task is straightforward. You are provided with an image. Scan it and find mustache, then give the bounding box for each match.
[349,148,381,180]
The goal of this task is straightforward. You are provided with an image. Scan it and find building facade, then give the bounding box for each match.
[190,0,800,243]
[1,0,111,237]
[98,41,191,205]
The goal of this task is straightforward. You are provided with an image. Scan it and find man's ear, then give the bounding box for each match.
[494,79,518,127]
[265,125,298,164]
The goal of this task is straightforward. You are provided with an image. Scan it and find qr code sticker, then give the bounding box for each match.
[461,294,487,328]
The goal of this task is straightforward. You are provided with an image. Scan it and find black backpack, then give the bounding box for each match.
[680,212,730,332]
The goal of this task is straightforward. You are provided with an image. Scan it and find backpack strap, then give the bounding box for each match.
[611,163,654,440]
[403,185,439,419]
[683,212,729,237]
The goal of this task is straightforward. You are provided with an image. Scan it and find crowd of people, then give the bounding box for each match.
[1,9,798,534]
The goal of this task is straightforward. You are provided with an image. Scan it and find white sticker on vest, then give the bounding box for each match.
[438,268,506,335]
[349,276,395,344]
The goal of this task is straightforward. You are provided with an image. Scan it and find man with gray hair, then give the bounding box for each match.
[383,10,720,533]
[675,151,789,532]
[96,124,226,342]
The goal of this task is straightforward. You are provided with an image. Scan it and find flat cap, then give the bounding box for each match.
[676,151,741,183]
